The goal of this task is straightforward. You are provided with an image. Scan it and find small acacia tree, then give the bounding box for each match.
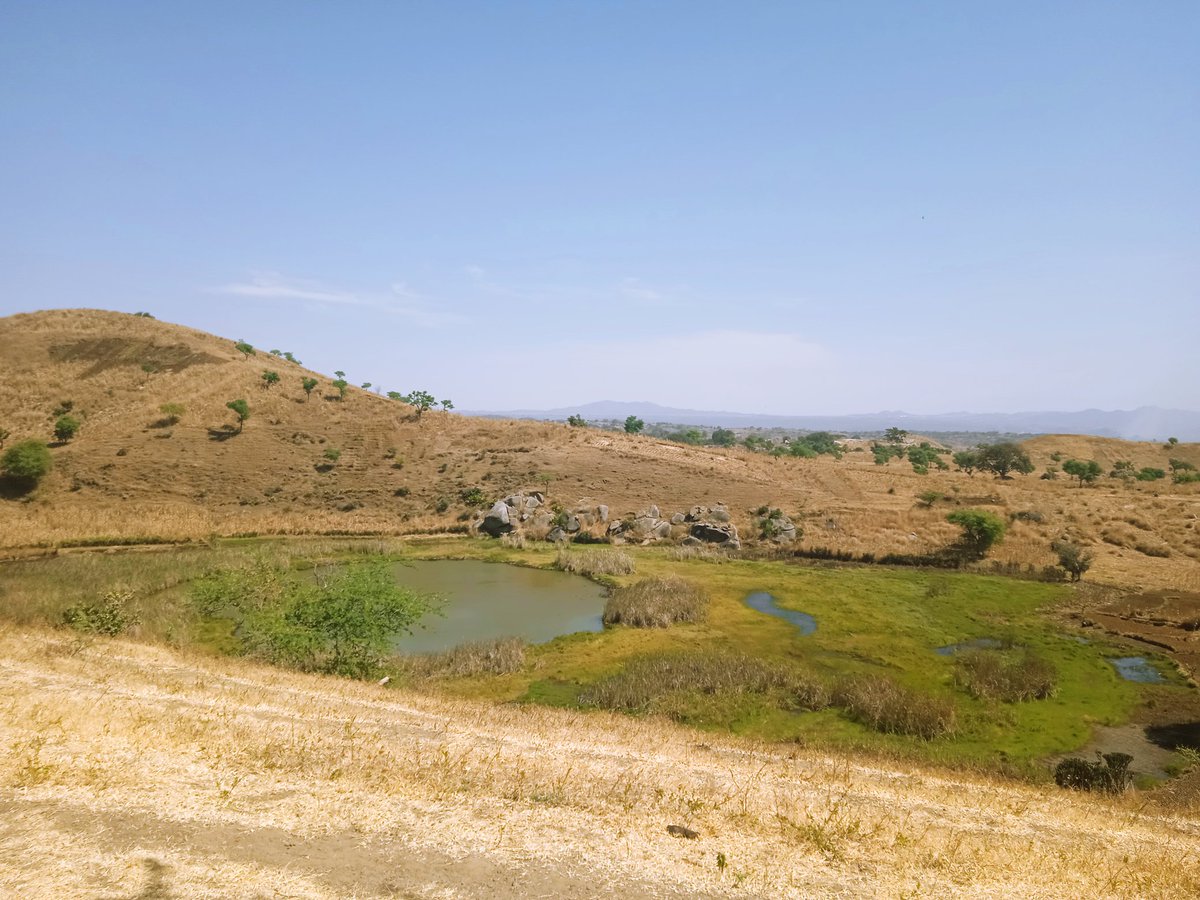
[261,370,281,389]
[54,415,81,443]
[2,439,52,485]
[331,378,349,400]
[440,398,454,412]
[567,414,587,427]
[953,450,980,476]
[1062,459,1102,486]
[977,443,1034,479]
[226,399,250,433]
[946,509,1006,559]
[403,390,436,419]
[624,415,645,434]
[234,340,255,359]
[1052,539,1094,582]
[884,427,908,446]
[301,377,318,400]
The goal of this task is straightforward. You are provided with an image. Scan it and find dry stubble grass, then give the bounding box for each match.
[1,624,1198,898]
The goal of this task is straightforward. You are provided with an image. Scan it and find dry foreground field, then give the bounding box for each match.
[2,309,1200,897]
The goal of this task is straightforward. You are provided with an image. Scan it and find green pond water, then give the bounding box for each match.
[390,560,607,653]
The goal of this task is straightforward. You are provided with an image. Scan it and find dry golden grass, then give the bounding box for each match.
[1,623,1198,898]
[2,308,1199,593]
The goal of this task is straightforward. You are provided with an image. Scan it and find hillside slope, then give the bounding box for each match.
[2,625,1198,898]
[2,309,1199,591]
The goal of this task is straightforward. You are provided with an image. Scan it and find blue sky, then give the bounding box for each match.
[2,1,1196,414]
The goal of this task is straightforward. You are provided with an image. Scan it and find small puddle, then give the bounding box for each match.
[1108,657,1164,683]
[934,638,1005,656]
[744,591,816,635]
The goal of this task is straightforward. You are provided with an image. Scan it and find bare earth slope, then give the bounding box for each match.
[2,309,1199,591]
[3,625,1198,898]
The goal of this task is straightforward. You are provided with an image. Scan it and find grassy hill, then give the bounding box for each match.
[2,309,1199,592]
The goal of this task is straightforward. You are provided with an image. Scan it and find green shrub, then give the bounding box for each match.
[191,558,439,678]
[54,415,81,442]
[459,486,487,506]
[2,439,52,483]
[1052,539,1093,582]
[946,509,1006,558]
[62,589,139,635]
[953,649,1057,701]
[1135,467,1165,482]
[602,576,708,628]
[1054,753,1133,793]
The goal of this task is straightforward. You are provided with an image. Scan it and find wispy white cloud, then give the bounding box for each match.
[214,272,363,305]
[212,272,466,326]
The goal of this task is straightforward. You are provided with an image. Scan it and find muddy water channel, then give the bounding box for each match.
[390,560,606,653]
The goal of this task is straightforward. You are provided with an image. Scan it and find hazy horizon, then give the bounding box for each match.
[3,3,1197,414]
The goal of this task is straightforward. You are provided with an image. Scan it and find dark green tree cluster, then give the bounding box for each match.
[623,415,645,434]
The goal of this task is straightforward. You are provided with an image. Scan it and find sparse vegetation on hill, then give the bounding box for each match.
[0,310,1197,594]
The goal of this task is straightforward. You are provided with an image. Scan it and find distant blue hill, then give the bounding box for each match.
[462,401,1200,442]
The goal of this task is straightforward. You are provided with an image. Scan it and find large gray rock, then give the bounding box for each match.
[547,526,567,543]
[690,522,740,549]
[565,515,581,533]
[670,512,686,525]
[597,504,609,523]
[708,505,731,523]
[652,520,672,539]
[479,500,513,537]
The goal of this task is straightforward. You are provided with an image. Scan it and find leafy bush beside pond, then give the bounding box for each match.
[191,558,440,678]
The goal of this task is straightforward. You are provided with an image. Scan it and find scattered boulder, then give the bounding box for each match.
[597,504,609,523]
[670,512,686,525]
[547,526,567,543]
[690,522,740,549]
[667,825,699,840]
[478,500,513,537]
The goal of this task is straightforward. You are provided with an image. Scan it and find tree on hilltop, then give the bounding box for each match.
[234,340,255,359]
[403,390,437,419]
[623,415,644,434]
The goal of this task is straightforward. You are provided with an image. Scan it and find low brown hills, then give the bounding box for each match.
[2,308,1198,592]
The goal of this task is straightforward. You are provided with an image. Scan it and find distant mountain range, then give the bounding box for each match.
[464,401,1200,442]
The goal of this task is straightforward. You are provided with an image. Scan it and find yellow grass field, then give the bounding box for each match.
[3,625,1199,898]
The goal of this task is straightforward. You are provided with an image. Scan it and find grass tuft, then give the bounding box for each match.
[602,576,708,628]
